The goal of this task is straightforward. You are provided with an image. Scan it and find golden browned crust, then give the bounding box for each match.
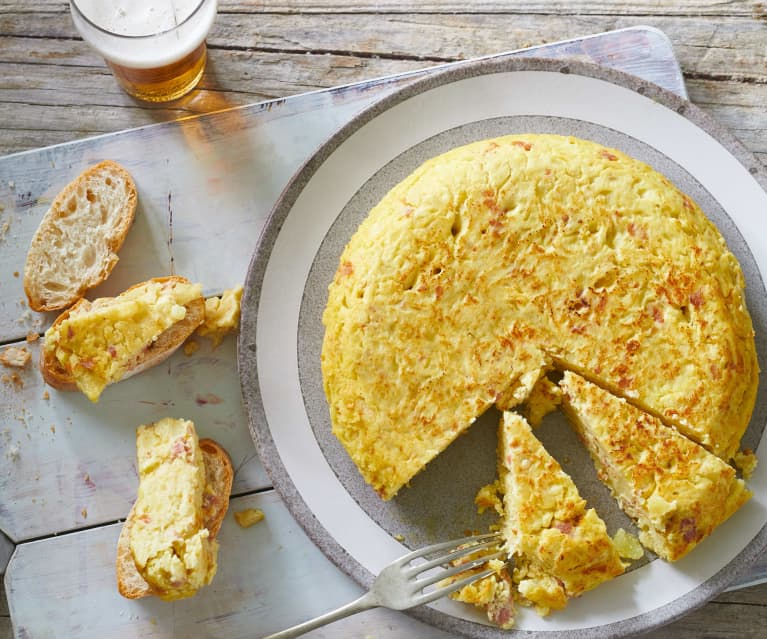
[39,276,204,393]
[116,504,151,599]
[499,412,625,614]
[39,298,87,391]
[322,134,758,500]
[198,438,234,538]
[116,437,233,600]
[560,371,752,561]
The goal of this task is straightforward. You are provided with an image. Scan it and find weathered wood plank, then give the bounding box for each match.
[0,534,11,576]
[0,0,761,16]
[0,40,426,108]
[1,12,765,158]
[1,543,11,639]
[3,10,766,80]
[686,78,767,160]
[645,584,767,639]
[222,0,767,15]
[0,606,9,639]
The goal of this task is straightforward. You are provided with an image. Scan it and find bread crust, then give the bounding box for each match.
[40,276,205,393]
[116,438,233,599]
[24,160,137,312]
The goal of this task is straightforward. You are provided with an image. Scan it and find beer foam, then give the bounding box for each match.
[71,0,216,68]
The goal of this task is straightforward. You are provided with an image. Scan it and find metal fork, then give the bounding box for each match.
[260,532,506,639]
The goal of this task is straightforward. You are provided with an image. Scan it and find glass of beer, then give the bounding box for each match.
[69,0,217,103]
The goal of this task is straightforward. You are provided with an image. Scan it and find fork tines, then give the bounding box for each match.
[403,532,508,605]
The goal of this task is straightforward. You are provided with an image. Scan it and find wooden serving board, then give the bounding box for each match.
[1,26,760,639]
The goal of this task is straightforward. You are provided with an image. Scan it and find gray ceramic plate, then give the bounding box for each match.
[238,57,767,638]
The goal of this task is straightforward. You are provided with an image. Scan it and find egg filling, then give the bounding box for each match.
[44,279,202,401]
[560,371,751,561]
[499,412,625,615]
[196,284,243,347]
[130,417,217,600]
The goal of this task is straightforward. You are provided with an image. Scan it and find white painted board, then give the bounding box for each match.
[4,491,454,639]
[0,336,265,542]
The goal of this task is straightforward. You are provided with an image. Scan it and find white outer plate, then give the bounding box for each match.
[239,58,767,638]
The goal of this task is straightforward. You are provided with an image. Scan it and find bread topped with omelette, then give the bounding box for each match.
[40,276,205,401]
[322,133,758,501]
[116,418,233,600]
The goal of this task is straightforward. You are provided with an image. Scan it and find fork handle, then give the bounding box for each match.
[260,591,378,639]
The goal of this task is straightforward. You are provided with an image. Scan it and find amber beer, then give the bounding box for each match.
[69,0,217,103]
[106,42,208,103]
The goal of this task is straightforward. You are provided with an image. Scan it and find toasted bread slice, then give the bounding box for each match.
[116,437,233,600]
[560,371,751,561]
[40,276,204,398]
[24,160,137,312]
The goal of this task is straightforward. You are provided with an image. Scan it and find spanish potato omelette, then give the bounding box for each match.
[560,371,752,561]
[321,133,758,501]
[498,411,625,614]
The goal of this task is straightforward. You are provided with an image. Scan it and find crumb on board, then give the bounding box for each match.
[1,372,24,388]
[196,393,223,406]
[26,331,40,343]
[81,507,88,519]
[394,534,405,542]
[234,508,265,528]
[42,391,50,400]
[0,346,31,368]
[15,310,32,325]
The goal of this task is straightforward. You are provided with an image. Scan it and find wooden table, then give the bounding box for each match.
[1,2,766,638]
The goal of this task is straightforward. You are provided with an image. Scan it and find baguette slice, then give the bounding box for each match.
[116,437,234,600]
[24,160,137,312]
[40,276,205,397]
